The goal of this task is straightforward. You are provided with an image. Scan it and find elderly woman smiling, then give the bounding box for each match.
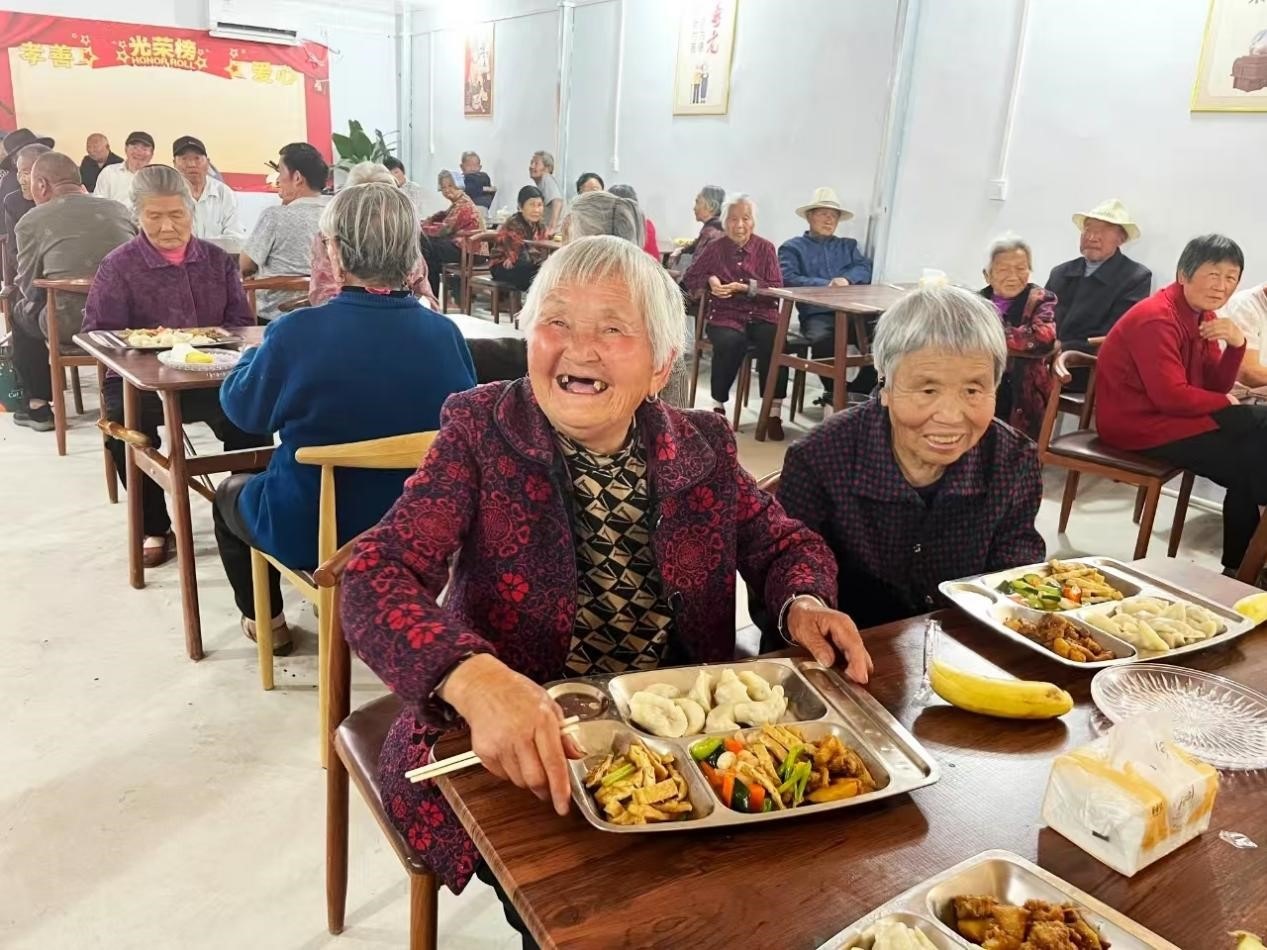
[778,286,1045,629]
[341,235,869,904]
[420,168,483,298]
[978,233,1058,438]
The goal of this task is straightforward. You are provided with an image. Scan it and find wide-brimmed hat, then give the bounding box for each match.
[795,187,854,222]
[1072,198,1140,242]
[1,128,55,170]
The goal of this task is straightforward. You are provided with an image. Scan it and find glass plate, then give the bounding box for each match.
[1091,664,1267,770]
[156,348,242,373]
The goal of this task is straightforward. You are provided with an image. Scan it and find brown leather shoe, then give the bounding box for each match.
[767,417,785,442]
[142,534,175,568]
[241,615,294,656]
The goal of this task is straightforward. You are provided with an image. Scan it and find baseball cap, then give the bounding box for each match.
[126,131,155,149]
[173,135,207,157]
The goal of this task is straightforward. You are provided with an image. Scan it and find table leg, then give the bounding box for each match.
[124,381,145,590]
[832,311,850,413]
[755,300,793,442]
[162,391,205,661]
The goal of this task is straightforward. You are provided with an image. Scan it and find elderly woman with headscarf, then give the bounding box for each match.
[978,233,1058,439]
[213,181,476,653]
[683,193,790,438]
[778,286,1045,629]
[420,168,483,298]
[82,164,267,567]
[341,236,869,931]
[307,162,437,309]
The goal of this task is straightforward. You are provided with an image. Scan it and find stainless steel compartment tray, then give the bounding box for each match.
[940,556,1257,669]
[546,657,940,833]
[818,849,1179,950]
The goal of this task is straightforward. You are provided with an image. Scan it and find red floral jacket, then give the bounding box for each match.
[340,378,838,891]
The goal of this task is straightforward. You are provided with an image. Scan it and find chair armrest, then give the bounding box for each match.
[314,533,365,588]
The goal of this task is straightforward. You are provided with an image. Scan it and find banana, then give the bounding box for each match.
[1232,932,1266,950]
[930,660,1073,720]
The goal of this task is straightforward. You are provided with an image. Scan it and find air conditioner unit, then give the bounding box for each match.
[208,0,301,46]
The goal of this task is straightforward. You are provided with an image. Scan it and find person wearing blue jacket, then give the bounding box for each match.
[778,187,873,412]
[212,182,477,654]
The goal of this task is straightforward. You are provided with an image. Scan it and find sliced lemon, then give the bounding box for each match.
[1233,592,1267,625]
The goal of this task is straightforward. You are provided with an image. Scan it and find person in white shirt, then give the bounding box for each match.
[1222,281,1267,388]
[382,155,430,221]
[93,130,154,205]
[173,135,243,244]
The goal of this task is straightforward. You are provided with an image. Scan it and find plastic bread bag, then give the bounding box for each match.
[1040,711,1219,876]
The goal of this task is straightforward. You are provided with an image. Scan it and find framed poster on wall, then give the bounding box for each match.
[464,22,494,117]
[1192,0,1267,112]
[672,0,738,116]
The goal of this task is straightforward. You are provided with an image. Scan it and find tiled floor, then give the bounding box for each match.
[0,346,1228,949]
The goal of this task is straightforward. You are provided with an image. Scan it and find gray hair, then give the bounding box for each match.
[563,191,644,247]
[131,164,194,216]
[15,143,51,170]
[698,185,725,217]
[460,150,480,164]
[986,232,1033,270]
[345,161,396,188]
[519,235,686,370]
[319,182,420,287]
[721,192,757,228]
[608,183,638,203]
[532,150,555,173]
[437,169,457,189]
[872,285,1008,386]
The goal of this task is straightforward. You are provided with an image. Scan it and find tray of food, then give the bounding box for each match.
[818,849,1180,949]
[546,657,940,833]
[93,326,242,350]
[939,557,1256,669]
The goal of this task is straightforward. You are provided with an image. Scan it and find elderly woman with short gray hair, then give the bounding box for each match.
[421,168,483,298]
[978,232,1058,438]
[341,235,867,926]
[83,164,265,566]
[669,183,726,268]
[211,181,476,653]
[778,285,1045,629]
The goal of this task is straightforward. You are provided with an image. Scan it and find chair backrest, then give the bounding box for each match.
[462,229,500,268]
[243,274,310,318]
[33,276,94,350]
[1036,350,1099,454]
[693,289,712,347]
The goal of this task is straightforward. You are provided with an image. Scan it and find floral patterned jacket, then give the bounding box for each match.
[340,378,838,890]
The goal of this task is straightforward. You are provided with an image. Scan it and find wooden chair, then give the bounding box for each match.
[1236,510,1267,587]
[1037,350,1194,559]
[250,431,437,768]
[316,533,440,950]
[33,278,96,458]
[242,275,310,319]
[468,274,522,325]
[437,229,485,314]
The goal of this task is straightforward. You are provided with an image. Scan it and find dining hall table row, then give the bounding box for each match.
[436,558,1267,949]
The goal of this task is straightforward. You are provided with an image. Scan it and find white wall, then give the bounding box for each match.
[886,0,1267,288]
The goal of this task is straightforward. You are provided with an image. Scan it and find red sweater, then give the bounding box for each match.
[1095,282,1244,450]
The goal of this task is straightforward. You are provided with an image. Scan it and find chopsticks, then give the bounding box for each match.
[405,715,583,784]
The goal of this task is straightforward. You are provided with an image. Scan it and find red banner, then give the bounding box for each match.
[0,12,331,190]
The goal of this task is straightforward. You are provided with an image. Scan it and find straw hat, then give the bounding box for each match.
[1072,198,1140,242]
[796,187,854,222]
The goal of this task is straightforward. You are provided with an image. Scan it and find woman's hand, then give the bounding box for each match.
[1200,318,1246,349]
[829,277,851,287]
[439,654,581,815]
[708,275,733,298]
[786,597,873,684]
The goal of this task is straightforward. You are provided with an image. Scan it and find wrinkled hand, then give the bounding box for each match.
[829,277,851,287]
[786,597,873,684]
[1200,318,1246,349]
[440,654,582,815]
[708,275,733,298]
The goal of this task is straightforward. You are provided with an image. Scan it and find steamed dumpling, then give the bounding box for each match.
[713,670,750,706]
[688,670,713,712]
[704,702,740,733]
[629,691,688,737]
[734,685,788,726]
[673,697,707,734]
[643,683,681,699]
[1184,605,1223,637]
[738,671,772,701]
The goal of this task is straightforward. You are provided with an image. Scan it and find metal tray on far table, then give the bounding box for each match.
[939,556,1257,670]
[544,657,940,834]
[818,849,1180,950]
[89,328,243,350]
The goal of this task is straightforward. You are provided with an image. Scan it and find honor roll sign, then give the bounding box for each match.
[0,12,331,190]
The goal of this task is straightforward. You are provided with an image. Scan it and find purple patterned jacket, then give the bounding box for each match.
[341,378,838,890]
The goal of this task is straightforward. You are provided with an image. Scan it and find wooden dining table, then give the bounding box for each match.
[753,284,911,441]
[437,558,1267,948]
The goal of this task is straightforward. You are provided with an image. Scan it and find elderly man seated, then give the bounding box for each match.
[778,187,874,412]
[1222,279,1267,388]
[79,133,121,193]
[93,131,154,205]
[241,142,330,320]
[529,150,564,236]
[3,143,50,279]
[1045,198,1151,366]
[382,155,431,220]
[10,152,135,431]
[173,135,243,244]
[459,150,494,209]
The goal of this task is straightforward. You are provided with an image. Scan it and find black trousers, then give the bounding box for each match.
[1142,405,1267,570]
[10,317,52,402]
[212,473,283,620]
[475,861,537,950]
[706,321,788,405]
[421,235,464,298]
[491,258,539,293]
[101,377,272,538]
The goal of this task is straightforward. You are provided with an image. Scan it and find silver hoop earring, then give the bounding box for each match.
[646,392,660,404]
